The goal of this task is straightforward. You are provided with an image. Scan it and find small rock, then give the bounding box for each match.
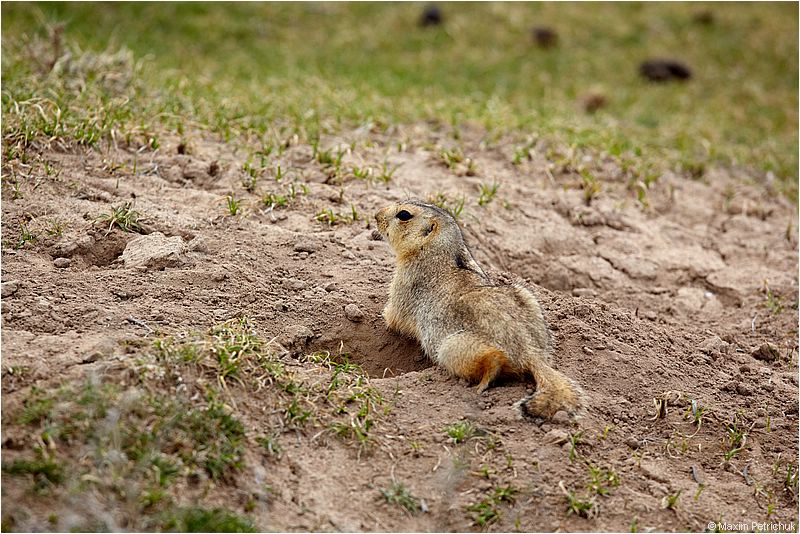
[544,428,569,445]
[419,5,442,26]
[551,411,570,425]
[324,282,337,292]
[344,304,364,323]
[571,288,597,298]
[298,252,309,260]
[187,236,209,253]
[642,310,657,321]
[294,242,318,254]
[53,257,71,268]
[121,232,186,271]
[752,342,780,362]
[736,383,753,396]
[1,281,20,298]
[639,58,692,82]
[532,26,558,48]
[625,437,641,449]
[289,279,308,291]
[211,272,228,282]
[582,346,593,355]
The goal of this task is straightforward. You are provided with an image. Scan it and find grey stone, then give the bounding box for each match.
[544,428,569,445]
[1,281,20,298]
[54,257,71,268]
[344,304,364,323]
[121,232,186,271]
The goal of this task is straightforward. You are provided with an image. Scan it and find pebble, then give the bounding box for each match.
[294,242,318,254]
[551,411,570,425]
[324,282,337,292]
[1,281,20,298]
[625,437,641,449]
[544,428,569,445]
[297,252,309,260]
[344,304,364,323]
[642,310,657,321]
[736,383,753,396]
[53,257,71,268]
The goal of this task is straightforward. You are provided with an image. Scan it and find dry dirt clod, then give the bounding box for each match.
[120,232,187,271]
[625,437,641,449]
[751,342,780,362]
[544,428,569,445]
[551,410,570,425]
[54,257,71,268]
[344,303,365,322]
[1,281,20,297]
[294,242,319,254]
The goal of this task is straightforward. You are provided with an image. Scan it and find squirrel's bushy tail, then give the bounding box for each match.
[517,359,584,420]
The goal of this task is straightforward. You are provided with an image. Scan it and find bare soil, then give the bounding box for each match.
[2,124,798,532]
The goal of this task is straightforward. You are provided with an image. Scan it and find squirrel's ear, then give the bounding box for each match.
[422,219,438,237]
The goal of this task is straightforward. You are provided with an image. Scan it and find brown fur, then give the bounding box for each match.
[375,200,584,419]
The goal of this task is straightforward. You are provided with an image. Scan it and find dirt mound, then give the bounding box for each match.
[2,126,797,531]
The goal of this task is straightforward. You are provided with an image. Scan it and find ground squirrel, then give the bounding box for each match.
[374,200,583,419]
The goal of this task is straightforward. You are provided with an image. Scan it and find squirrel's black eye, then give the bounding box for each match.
[396,210,413,221]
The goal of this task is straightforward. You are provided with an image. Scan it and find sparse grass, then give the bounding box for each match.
[45,219,66,237]
[97,202,144,233]
[764,284,784,315]
[662,489,682,510]
[13,221,37,248]
[580,170,601,205]
[587,465,621,496]
[315,204,360,226]
[2,455,64,487]
[3,319,391,529]
[477,182,500,206]
[466,485,518,528]
[225,194,241,216]
[430,192,465,220]
[560,481,596,519]
[380,482,422,515]
[377,160,400,184]
[445,420,476,444]
[723,414,751,461]
[568,431,584,463]
[439,147,464,170]
[160,507,255,533]
[467,498,500,527]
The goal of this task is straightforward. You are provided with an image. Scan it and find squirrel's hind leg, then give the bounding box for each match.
[436,333,511,394]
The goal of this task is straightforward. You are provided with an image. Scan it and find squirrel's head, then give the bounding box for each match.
[374,200,464,264]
